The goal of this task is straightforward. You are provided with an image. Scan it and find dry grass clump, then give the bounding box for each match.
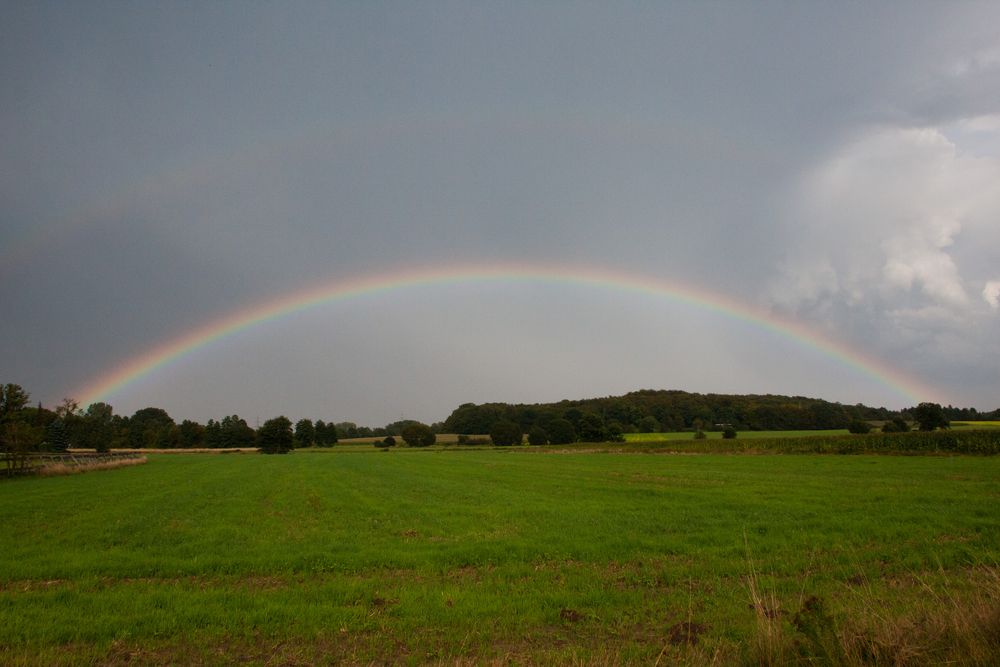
[742,564,1000,666]
[37,456,147,477]
[95,448,257,454]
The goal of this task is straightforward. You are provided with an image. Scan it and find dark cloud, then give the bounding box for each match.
[3,2,999,421]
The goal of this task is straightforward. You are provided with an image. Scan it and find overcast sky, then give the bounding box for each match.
[3,2,999,425]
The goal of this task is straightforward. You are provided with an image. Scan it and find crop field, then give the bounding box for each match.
[2,450,999,665]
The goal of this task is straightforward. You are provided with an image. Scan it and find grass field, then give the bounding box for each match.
[2,450,998,665]
[953,420,1000,429]
[623,429,850,442]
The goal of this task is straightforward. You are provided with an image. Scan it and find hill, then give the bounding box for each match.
[444,389,899,435]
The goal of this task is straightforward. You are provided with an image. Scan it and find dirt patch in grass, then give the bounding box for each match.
[666,621,708,646]
[560,607,583,622]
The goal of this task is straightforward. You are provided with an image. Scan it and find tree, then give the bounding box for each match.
[490,420,522,446]
[847,420,872,434]
[258,416,293,454]
[546,418,576,445]
[638,415,660,433]
[77,402,116,452]
[294,419,315,448]
[55,398,80,419]
[577,414,608,442]
[375,436,396,449]
[913,402,949,431]
[45,419,70,452]
[401,422,436,447]
[314,420,338,446]
[527,425,548,446]
[177,420,205,449]
[335,422,359,439]
[606,420,626,442]
[204,419,223,448]
[220,415,256,448]
[128,407,175,448]
[1,383,31,417]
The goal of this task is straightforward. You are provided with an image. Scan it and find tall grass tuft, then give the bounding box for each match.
[741,563,1000,666]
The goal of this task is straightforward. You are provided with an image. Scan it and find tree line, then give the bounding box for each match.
[2,382,992,457]
[0,383,342,455]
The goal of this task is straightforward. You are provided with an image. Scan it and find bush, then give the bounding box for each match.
[401,423,435,447]
[882,416,910,433]
[578,414,608,442]
[607,421,626,443]
[847,420,872,434]
[527,426,548,446]
[694,429,707,440]
[546,419,576,445]
[490,420,523,446]
[374,436,396,449]
[722,427,737,439]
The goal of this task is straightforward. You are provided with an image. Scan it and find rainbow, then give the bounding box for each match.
[74,262,940,407]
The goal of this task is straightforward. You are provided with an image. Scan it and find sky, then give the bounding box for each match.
[3,2,999,426]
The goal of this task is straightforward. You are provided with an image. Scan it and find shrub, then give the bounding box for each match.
[374,436,396,449]
[722,427,737,439]
[527,426,548,446]
[490,420,523,446]
[546,419,576,445]
[607,420,626,442]
[882,416,910,433]
[847,420,872,434]
[694,429,707,440]
[401,423,435,447]
[577,414,608,442]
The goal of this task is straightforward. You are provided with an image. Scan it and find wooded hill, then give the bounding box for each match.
[442,389,998,435]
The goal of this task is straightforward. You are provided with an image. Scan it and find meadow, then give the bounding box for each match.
[1,449,998,665]
[623,429,850,442]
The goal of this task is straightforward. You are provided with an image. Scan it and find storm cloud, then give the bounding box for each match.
[2,2,998,424]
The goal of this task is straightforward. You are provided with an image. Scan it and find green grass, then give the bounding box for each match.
[624,429,850,442]
[953,420,1000,429]
[1,451,998,664]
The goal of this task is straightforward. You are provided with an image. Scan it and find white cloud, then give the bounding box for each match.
[984,281,1000,309]
[955,114,1000,132]
[880,216,968,307]
[776,125,1000,313]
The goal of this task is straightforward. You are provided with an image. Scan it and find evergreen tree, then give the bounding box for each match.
[46,419,70,452]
